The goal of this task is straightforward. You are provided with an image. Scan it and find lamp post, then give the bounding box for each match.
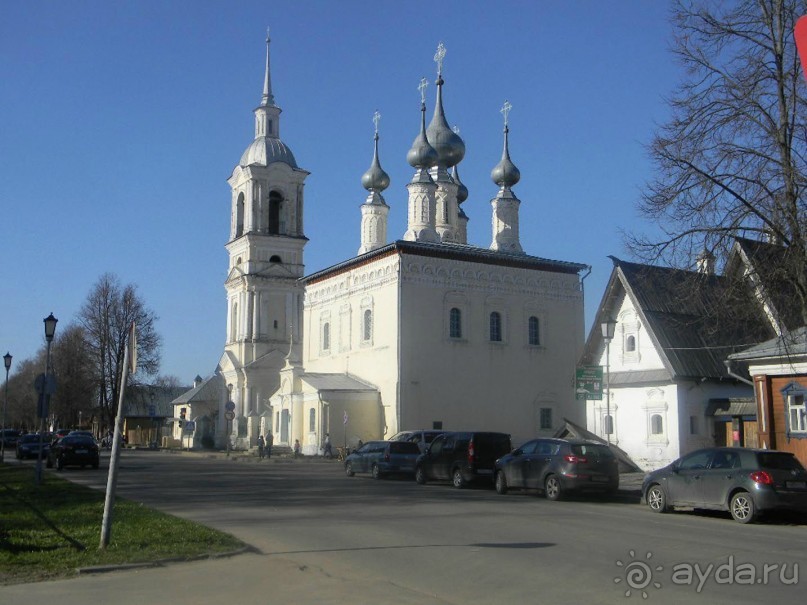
[1,352,11,463]
[35,313,58,485]
[601,318,617,446]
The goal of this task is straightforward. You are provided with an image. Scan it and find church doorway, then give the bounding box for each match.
[281,409,289,443]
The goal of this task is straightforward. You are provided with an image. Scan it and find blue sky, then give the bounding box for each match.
[0,1,677,384]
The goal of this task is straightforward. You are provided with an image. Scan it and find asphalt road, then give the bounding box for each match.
[2,449,806,604]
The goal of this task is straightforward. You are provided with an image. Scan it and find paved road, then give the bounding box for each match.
[2,450,806,604]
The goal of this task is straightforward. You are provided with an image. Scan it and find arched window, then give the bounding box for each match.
[489,312,502,342]
[268,191,282,234]
[363,309,372,341]
[449,308,462,338]
[604,414,614,435]
[269,255,282,263]
[626,335,636,352]
[309,408,316,432]
[651,414,663,435]
[323,322,330,351]
[528,316,540,345]
[235,193,245,237]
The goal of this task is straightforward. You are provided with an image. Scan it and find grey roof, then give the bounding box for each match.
[240,136,298,168]
[553,417,641,472]
[304,240,588,284]
[609,369,673,386]
[124,385,190,417]
[301,373,378,392]
[172,374,224,405]
[707,398,757,417]
[728,326,807,361]
[581,255,774,380]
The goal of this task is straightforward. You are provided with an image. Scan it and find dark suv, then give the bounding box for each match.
[642,447,807,523]
[414,431,512,488]
[494,438,619,500]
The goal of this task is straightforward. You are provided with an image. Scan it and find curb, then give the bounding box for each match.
[77,545,257,575]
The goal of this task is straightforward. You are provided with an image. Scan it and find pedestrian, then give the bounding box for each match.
[265,432,274,458]
[293,438,301,458]
[323,433,333,459]
[257,434,265,459]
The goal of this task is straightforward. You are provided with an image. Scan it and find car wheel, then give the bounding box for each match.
[495,470,508,495]
[371,464,382,480]
[544,475,562,501]
[345,462,355,477]
[452,467,465,489]
[415,466,426,484]
[56,456,64,471]
[646,484,668,513]
[730,491,757,524]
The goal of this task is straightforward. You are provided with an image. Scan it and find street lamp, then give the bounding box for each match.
[1,352,11,463]
[601,318,617,446]
[35,313,58,485]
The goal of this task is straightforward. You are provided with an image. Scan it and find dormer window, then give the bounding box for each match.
[270,255,282,263]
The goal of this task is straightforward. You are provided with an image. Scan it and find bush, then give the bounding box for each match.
[200,435,215,449]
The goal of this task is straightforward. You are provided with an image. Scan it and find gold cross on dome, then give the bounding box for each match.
[418,77,428,104]
[266,26,270,42]
[501,100,512,126]
[372,111,381,134]
[452,125,460,135]
[434,42,446,76]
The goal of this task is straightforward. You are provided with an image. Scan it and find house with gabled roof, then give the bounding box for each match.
[579,247,775,471]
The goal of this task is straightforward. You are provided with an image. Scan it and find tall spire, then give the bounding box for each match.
[361,111,391,193]
[261,27,276,107]
[359,112,390,255]
[426,42,465,170]
[491,100,520,190]
[490,100,523,254]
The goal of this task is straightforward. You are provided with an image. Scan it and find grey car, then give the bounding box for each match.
[345,441,421,479]
[494,438,619,500]
[642,447,807,523]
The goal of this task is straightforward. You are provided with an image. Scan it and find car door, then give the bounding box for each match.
[354,443,372,473]
[422,435,446,480]
[524,440,556,489]
[504,441,537,488]
[433,434,456,480]
[699,450,741,508]
[666,449,714,506]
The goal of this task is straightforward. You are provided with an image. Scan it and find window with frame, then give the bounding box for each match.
[322,322,330,351]
[539,407,552,430]
[489,312,502,342]
[449,307,462,339]
[604,414,614,436]
[528,316,540,346]
[363,309,373,342]
[625,335,636,352]
[689,415,698,435]
[650,414,664,435]
[787,394,806,433]
[309,408,316,432]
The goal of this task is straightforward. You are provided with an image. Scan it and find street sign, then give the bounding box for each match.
[575,366,603,400]
[183,420,195,432]
[224,410,235,421]
[343,410,348,425]
[34,373,57,395]
[225,401,235,412]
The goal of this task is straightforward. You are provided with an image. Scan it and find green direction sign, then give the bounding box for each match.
[576,366,603,400]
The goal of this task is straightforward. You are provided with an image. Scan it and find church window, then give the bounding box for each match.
[539,407,553,430]
[528,316,540,345]
[650,414,664,435]
[626,335,636,352]
[235,193,245,237]
[449,308,462,339]
[323,322,331,351]
[309,408,316,432]
[604,414,614,436]
[270,255,282,263]
[268,191,282,234]
[363,309,372,342]
[268,119,273,135]
[489,312,502,342]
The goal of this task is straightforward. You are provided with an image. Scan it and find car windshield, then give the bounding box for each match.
[389,442,420,454]
[757,452,804,471]
[20,434,40,443]
[62,436,95,446]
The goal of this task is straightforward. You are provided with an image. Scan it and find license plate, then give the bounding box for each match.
[75,449,87,454]
[786,481,807,489]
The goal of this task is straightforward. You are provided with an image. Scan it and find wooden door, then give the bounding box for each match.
[743,421,759,449]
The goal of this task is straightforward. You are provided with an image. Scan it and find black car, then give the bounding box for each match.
[47,435,100,470]
[345,441,421,479]
[15,433,51,460]
[414,431,512,488]
[389,430,445,453]
[642,447,807,523]
[494,438,619,500]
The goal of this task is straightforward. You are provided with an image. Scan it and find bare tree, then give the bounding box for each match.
[78,273,161,427]
[631,0,807,328]
[50,324,96,428]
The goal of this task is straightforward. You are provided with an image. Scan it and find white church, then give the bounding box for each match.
[176,35,590,454]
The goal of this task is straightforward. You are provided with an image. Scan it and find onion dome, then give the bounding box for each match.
[426,77,465,168]
[491,102,520,189]
[407,102,438,169]
[240,138,297,168]
[362,126,390,192]
[452,165,468,204]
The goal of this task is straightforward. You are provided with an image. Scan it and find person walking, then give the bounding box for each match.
[293,439,301,458]
[265,432,273,458]
[323,433,333,459]
[257,434,265,459]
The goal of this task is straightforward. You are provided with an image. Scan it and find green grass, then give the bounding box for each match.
[0,464,245,585]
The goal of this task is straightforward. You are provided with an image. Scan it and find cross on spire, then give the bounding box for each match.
[434,42,446,76]
[372,111,381,134]
[418,77,428,104]
[452,125,460,135]
[501,100,512,127]
[266,26,270,42]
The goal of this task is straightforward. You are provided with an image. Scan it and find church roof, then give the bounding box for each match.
[304,240,588,284]
[301,373,378,391]
[172,374,224,405]
[239,137,298,169]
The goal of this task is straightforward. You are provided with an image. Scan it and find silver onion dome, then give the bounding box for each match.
[362,132,390,192]
[452,165,469,204]
[408,103,438,169]
[491,125,520,188]
[426,76,465,168]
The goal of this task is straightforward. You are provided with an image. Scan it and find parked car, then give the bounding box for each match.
[494,438,619,500]
[15,433,51,460]
[389,429,445,453]
[0,428,21,448]
[642,447,807,523]
[414,431,512,488]
[68,430,96,441]
[47,435,100,470]
[345,441,421,479]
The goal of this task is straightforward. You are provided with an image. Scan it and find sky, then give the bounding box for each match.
[0,0,679,385]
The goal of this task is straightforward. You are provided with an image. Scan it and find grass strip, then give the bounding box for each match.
[0,465,245,585]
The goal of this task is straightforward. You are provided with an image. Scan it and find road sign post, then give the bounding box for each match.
[575,366,603,400]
